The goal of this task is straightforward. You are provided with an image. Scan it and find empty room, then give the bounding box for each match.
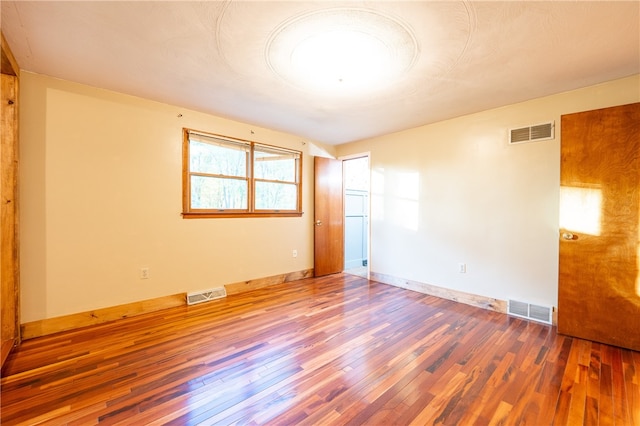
[1,1,639,425]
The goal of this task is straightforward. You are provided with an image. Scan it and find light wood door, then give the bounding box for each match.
[558,102,640,351]
[314,157,344,276]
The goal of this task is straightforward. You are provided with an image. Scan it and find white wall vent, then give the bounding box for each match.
[509,122,554,144]
[187,287,227,305]
[508,300,552,324]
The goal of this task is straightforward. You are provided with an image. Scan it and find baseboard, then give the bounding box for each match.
[21,268,315,340]
[370,272,508,314]
[225,268,314,295]
[21,293,186,340]
[21,269,510,339]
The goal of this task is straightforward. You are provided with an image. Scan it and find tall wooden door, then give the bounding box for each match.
[558,102,640,351]
[314,157,344,276]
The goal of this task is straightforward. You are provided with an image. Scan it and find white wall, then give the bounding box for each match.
[20,72,334,322]
[336,75,640,309]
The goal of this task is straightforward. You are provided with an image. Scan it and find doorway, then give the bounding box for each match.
[343,156,370,278]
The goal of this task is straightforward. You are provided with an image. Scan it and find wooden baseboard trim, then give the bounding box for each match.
[21,294,186,340]
[21,268,315,340]
[370,272,508,314]
[225,268,314,295]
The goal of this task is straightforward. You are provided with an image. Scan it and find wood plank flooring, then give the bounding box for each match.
[1,273,639,425]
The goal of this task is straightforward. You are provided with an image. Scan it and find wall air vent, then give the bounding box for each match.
[508,299,553,324]
[187,287,227,305]
[509,122,554,144]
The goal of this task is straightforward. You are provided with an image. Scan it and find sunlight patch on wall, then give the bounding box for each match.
[393,171,420,231]
[396,171,420,200]
[394,199,419,231]
[370,168,420,231]
[637,269,640,297]
[371,168,385,222]
[637,244,640,297]
[559,186,602,236]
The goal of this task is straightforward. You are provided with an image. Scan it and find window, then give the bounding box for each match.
[183,129,302,218]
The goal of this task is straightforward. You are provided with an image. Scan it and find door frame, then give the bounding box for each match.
[1,31,21,367]
[340,153,371,280]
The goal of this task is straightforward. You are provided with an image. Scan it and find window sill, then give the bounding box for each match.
[182,212,304,219]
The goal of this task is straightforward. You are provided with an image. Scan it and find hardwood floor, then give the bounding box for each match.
[1,274,639,425]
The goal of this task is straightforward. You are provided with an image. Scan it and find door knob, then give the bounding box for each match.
[315,220,322,226]
[562,232,574,240]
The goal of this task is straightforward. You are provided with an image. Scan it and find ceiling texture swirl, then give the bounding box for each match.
[2,1,639,145]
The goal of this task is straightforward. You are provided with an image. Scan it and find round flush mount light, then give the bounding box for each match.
[266,8,418,96]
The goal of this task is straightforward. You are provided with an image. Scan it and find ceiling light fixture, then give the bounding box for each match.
[266,8,418,97]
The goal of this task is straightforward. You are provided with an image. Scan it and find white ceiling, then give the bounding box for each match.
[2,1,639,145]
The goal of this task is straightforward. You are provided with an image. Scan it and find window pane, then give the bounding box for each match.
[254,149,296,182]
[191,175,247,209]
[190,140,247,177]
[255,181,297,210]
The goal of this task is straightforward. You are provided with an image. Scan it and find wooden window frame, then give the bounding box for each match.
[182,128,303,218]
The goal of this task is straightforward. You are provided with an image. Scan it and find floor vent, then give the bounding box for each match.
[508,300,552,324]
[187,287,227,305]
[509,122,554,144]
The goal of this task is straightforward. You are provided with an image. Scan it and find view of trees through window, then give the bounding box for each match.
[190,140,249,209]
[184,130,302,216]
[254,145,298,210]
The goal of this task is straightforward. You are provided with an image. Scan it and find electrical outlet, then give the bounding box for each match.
[292,249,298,258]
[140,267,150,279]
[458,263,466,274]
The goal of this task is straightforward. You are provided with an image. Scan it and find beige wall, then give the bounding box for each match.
[337,75,640,310]
[20,72,334,322]
[20,71,639,323]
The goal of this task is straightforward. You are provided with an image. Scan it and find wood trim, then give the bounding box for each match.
[1,62,20,367]
[21,294,186,340]
[370,272,507,314]
[182,212,303,219]
[20,269,314,339]
[182,128,190,214]
[225,268,313,295]
[1,338,17,366]
[1,32,19,76]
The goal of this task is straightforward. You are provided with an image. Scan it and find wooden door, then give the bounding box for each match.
[558,102,640,351]
[1,32,20,368]
[314,157,344,276]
